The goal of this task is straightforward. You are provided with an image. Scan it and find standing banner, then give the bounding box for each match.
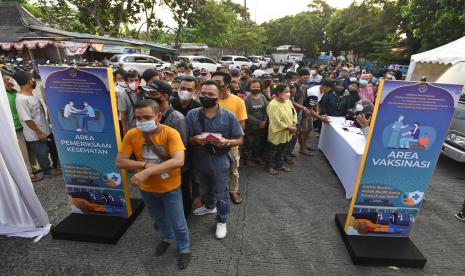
[345,80,462,237]
[39,66,132,218]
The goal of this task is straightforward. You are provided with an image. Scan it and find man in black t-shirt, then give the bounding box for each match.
[270,64,284,83]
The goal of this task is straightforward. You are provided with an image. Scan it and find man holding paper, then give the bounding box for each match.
[186,80,244,240]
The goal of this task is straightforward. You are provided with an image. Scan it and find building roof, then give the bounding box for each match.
[0,2,176,53]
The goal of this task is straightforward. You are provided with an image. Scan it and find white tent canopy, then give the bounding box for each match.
[406,36,465,81]
[0,72,50,241]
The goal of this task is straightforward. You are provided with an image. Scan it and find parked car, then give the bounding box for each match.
[109,54,170,75]
[247,55,268,69]
[220,55,253,68]
[442,98,465,162]
[176,56,221,72]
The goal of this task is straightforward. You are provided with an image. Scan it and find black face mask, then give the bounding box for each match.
[172,92,179,98]
[250,89,260,94]
[200,73,207,76]
[273,68,279,73]
[199,96,218,109]
[231,88,241,95]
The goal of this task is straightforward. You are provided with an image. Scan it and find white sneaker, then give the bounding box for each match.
[215,223,227,239]
[193,205,217,216]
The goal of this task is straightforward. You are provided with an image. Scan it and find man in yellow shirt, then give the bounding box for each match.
[115,99,191,270]
[212,71,247,204]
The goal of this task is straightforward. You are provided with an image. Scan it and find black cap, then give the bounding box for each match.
[150,80,172,96]
[261,74,272,80]
[13,70,33,86]
[142,68,159,82]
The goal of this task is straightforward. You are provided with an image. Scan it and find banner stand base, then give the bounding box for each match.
[335,214,426,268]
[51,198,145,244]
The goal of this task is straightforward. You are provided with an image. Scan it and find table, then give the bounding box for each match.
[318,116,366,199]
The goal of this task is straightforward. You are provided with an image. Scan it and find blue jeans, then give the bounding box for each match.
[140,187,190,253]
[198,170,230,223]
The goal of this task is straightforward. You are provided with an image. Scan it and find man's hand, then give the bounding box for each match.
[37,131,48,141]
[192,135,207,145]
[212,137,230,148]
[356,114,371,129]
[130,169,151,186]
[321,115,331,124]
[288,126,297,134]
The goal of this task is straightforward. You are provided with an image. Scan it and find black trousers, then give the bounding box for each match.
[181,170,192,217]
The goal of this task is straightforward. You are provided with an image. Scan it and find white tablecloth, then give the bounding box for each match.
[318,117,366,199]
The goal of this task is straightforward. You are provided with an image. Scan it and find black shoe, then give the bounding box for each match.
[455,212,465,221]
[178,252,191,269]
[155,241,171,256]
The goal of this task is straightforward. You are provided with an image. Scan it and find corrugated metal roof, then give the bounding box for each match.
[0,2,176,53]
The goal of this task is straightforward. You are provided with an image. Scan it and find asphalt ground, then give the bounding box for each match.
[1,134,465,276]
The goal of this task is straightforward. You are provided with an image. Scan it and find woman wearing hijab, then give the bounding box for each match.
[358,74,375,103]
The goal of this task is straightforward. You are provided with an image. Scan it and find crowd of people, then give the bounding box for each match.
[3,59,406,269]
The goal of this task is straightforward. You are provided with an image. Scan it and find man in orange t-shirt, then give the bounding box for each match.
[115,99,191,270]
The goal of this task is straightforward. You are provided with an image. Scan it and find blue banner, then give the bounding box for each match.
[39,66,131,217]
[345,80,462,237]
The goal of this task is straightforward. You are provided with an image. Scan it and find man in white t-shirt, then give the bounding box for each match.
[14,71,61,176]
[304,79,335,124]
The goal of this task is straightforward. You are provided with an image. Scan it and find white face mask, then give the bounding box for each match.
[136,120,157,132]
[178,90,193,100]
[282,92,291,100]
[355,104,363,112]
[350,77,358,82]
[310,70,316,75]
[117,81,127,87]
[177,72,186,77]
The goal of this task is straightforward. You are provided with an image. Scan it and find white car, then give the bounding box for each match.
[109,54,170,75]
[176,56,220,72]
[247,55,268,69]
[220,55,253,69]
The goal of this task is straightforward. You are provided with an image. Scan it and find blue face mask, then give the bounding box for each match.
[359,79,369,86]
[136,120,157,132]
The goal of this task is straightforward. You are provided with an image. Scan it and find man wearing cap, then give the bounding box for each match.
[13,71,61,176]
[336,66,350,89]
[142,68,160,87]
[142,80,191,216]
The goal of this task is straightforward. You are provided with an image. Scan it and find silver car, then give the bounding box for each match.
[443,98,465,162]
[109,54,170,75]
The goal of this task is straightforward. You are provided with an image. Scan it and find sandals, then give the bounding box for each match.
[30,174,43,182]
[266,168,278,175]
[230,192,242,204]
[277,166,292,172]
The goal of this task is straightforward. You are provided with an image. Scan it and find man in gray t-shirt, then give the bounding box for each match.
[13,71,60,175]
[117,71,140,136]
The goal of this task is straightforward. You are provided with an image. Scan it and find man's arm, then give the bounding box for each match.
[115,152,146,171]
[309,108,330,124]
[24,120,47,141]
[239,120,245,130]
[120,112,128,135]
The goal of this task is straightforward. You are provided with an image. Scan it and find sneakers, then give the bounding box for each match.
[455,212,465,221]
[178,252,191,269]
[155,241,171,256]
[215,223,227,239]
[193,206,217,216]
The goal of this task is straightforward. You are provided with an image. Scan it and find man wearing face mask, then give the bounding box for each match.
[270,64,284,83]
[335,67,350,89]
[213,71,247,205]
[171,76,201,117]
[176,62,188,77]
[143,80,191,216]
[308,65,322,86]
[118,70,141,136]
[115,99,191,269]
[320,79,351,116]
[14,70,61,176]
[4,74,42,182]
[347,80,361,109]
[186,80,244,239]
[113,69,127,98]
